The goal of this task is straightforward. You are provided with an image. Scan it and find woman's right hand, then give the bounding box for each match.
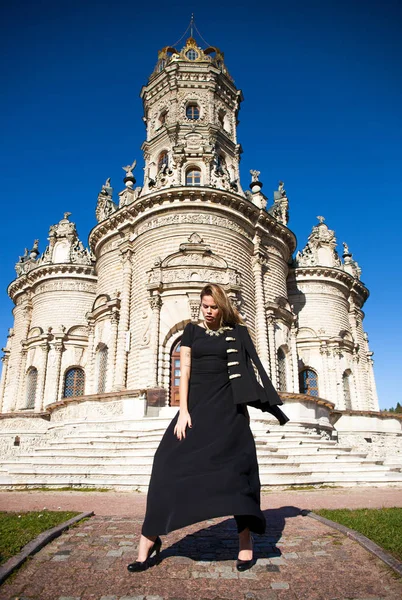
[174,411,192,440]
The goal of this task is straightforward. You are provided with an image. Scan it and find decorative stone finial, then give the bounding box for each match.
[295,218,341,268]
[122,160,137,188]
[15,241,40,277]
[29,239,40,260]
[269,181,289,225]
[96,178,117,222]
[101,178,113,197]
[249,170,263,194]
[250,170,260,182]
[342,242,362,279]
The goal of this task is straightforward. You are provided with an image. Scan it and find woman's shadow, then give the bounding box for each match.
[155,506,302,564]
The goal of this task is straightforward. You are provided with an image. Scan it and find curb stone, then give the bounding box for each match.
[305,509,402,577]
[0,510,94,585]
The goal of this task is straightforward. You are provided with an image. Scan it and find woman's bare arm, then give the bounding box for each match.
[173,345,192,440]
[179,345,191,412]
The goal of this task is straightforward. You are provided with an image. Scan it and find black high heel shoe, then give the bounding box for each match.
[127,536,162,572]
[236,537,254,572]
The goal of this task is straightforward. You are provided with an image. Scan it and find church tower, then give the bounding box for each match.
[141,38,244,195]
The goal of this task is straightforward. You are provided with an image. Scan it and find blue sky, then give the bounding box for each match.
[1,0,401,408]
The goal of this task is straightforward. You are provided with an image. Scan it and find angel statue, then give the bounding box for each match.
[122,160,137,178]
[250,169,260,183]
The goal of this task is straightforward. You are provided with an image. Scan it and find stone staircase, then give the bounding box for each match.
[1,418,402,490]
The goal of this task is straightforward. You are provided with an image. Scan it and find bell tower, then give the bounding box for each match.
[140,36,244,194]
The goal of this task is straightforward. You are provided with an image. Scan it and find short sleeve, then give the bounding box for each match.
[181,322,193,348]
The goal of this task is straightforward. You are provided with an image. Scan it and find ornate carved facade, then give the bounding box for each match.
[0,37,379,418]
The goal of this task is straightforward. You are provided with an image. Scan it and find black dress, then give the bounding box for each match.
[141,322,266,537]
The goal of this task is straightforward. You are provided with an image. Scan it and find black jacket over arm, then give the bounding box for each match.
[226,323,289,426]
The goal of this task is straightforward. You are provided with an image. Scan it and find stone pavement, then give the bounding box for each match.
[1,489,402,600]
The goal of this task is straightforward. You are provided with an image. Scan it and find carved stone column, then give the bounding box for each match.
[36,341,50,411]
[107,309,119,392]
[333,346,344,409]
[14,347,28,411]
[53,340,65,402]
[0,352,10,413]
[149,294,162,387]
[367,355,379,411]
[86,320,96,394]
[352,353,363,410]
[267,314,277,385]
[114,249,133,390]
[319,343,331,402]
[289,322,299,393]
[251,251,269,373]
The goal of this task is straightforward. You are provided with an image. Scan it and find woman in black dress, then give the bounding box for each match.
[128,283,287,573]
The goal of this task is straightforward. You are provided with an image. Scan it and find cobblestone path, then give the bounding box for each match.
[1,506,402,600]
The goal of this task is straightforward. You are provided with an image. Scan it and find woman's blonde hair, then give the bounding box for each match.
[200,283,244,326]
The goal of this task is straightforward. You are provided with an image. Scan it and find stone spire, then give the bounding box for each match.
[342,242,362,279]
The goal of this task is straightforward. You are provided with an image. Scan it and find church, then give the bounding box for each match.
[1,36,401,489]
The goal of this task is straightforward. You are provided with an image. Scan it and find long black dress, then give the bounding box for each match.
[141,322,266,537]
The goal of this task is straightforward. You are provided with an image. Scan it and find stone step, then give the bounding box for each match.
[5,454,384,466]
[69,429,166,439]
[7,462,397,477]
[5,471,402,490]
[43,439,346,452]
[27,445,367,459]
[256,439,338,448]
[66,434,164,443]
[255,434,325,441]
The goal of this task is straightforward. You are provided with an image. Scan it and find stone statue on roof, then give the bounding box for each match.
[101,178,113,197]
[122,160,137,178]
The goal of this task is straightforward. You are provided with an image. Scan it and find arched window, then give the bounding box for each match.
[158,150,168,171]
[343,370,352,409]
[186,168,201,186]
[63,367,85,398]
[186,49,198,61]
[96,346,108,394]
[277,348,287,392]
[299,368,319,397]
[25,367,38,409]
[159,110,167,126]
[186,103,200,120]
[170,338,182,407]
[157,59,166,72]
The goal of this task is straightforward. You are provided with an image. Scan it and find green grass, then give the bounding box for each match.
[0,510,80,566]
[315,508,402,561]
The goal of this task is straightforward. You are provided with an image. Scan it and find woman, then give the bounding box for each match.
[128,283,288,573]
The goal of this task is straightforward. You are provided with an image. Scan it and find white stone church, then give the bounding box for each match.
[0,37,401,489]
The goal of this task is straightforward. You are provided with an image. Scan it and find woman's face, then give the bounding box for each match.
[200,295,221,327]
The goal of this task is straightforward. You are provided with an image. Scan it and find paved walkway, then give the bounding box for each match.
[1,488,402,600]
